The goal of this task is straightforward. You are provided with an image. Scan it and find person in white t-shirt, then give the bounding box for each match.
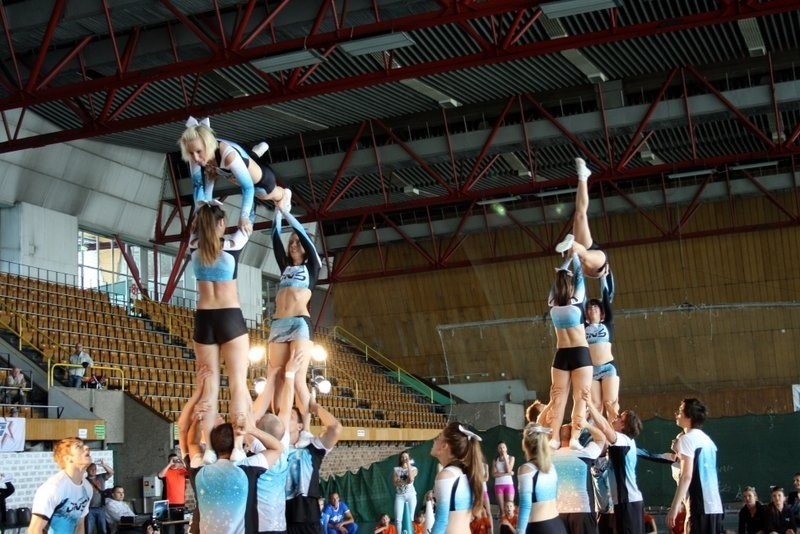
[666,398,723,534]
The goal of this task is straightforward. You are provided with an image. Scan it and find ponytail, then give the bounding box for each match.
[194,205,225,265]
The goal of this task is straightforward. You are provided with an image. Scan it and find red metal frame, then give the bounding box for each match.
[0,0,797,152]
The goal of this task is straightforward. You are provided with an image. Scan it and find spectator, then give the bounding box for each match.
[142,518,160,534]
[157,453,189,509]
[68,342,93,388]
[669,502,686,534]
[738,486,765,534]
[87,370,107,390]
[644,513,657,533]
[469,508,492,534]
[413,510,427,534]
[3,367,27,404]
[104,485,135,534]
[29,438,94,533]
[323,492,358,534]
[764,486,796,534]
[375,513,397,534]
[499,501,517,534]
[0,472,14,525]
[789,473,800,526]
[86,459,114,534]
[392,451,418,534]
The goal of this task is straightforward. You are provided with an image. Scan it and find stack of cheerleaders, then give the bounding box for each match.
[26,120,727,534]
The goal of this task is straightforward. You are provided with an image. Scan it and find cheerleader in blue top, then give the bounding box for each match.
[585,269,619,419]
[547,252,593,450]
[517,424,566,534]
[188,202,254,460]
[430,422,487,534]
[179,116,291,234]
[253,204,322,421]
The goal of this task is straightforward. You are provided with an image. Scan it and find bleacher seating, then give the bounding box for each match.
[0,271,447,429]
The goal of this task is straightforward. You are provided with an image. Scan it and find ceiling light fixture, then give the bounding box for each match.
[535,187,578,198]
[339,32,415,56]
[667,169,714,180]
[251,50,323,73]
[476,195,521,206]
[729,161,778,171]
[540,0,623,19]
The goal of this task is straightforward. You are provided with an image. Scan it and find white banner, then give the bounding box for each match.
[0,417,26,452]
[793,384,800,412]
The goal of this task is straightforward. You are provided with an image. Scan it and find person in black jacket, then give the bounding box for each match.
[0,473,15,525]
[764,486,797,534]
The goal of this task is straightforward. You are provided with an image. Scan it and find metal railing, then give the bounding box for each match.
[49,363,125,390]
[330,326,452,405]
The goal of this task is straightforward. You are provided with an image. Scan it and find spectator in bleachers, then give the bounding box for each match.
[323,492,358,534]
[492,442,515,520]
[0,472,14,525]
[68,342,93,387]
[87,370,107,390]
[104,485,135,534]
[85,459,114,534]
[157,453,189,510]
[3,367,26,404]
[469,508,492,534]
[738,486,765,534]
[763,486,797,534]
[374,513,397,534]
[28,438,94,533]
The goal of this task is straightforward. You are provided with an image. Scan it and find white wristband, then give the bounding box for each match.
[284,371,296,379]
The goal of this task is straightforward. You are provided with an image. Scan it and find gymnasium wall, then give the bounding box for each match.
[332,191,800,417]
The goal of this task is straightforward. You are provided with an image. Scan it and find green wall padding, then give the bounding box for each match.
[322,412,800,529]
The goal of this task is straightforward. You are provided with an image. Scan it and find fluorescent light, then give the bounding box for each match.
[536,188,577,198]
[339,32,415,56]
[729,161,778,171]
[477,195,521,206]
[540,0,623,19]
[252,50,323,73]
[667,169,714,179]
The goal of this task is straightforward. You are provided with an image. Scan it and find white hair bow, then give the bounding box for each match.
[458,424,482,442]
[185,116,211,128]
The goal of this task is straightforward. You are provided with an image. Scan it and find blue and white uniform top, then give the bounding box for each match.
[238,431,292,533]
[431,464,472,534]
[548,254,586,329]
[191,139,256,222]
[552,442,603,514]
[31,471,92,534]
[189,223,252,282]
[676,428,723,514]
[585,271,615,344]
[607,432,643,505]
[192,459,249,534]
[272,209,322,291]
[517,461,558,528]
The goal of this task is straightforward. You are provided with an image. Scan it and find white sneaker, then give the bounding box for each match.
[555,234,574,255]
[575,157,591,181]
[569,438,584,451]
[548,438,561,450]
[252,142,269,157]
[279,188,292,213]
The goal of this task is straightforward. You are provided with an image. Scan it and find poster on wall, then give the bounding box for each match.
[0,417,26,452]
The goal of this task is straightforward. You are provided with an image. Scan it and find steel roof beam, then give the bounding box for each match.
[0,0,797,153]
